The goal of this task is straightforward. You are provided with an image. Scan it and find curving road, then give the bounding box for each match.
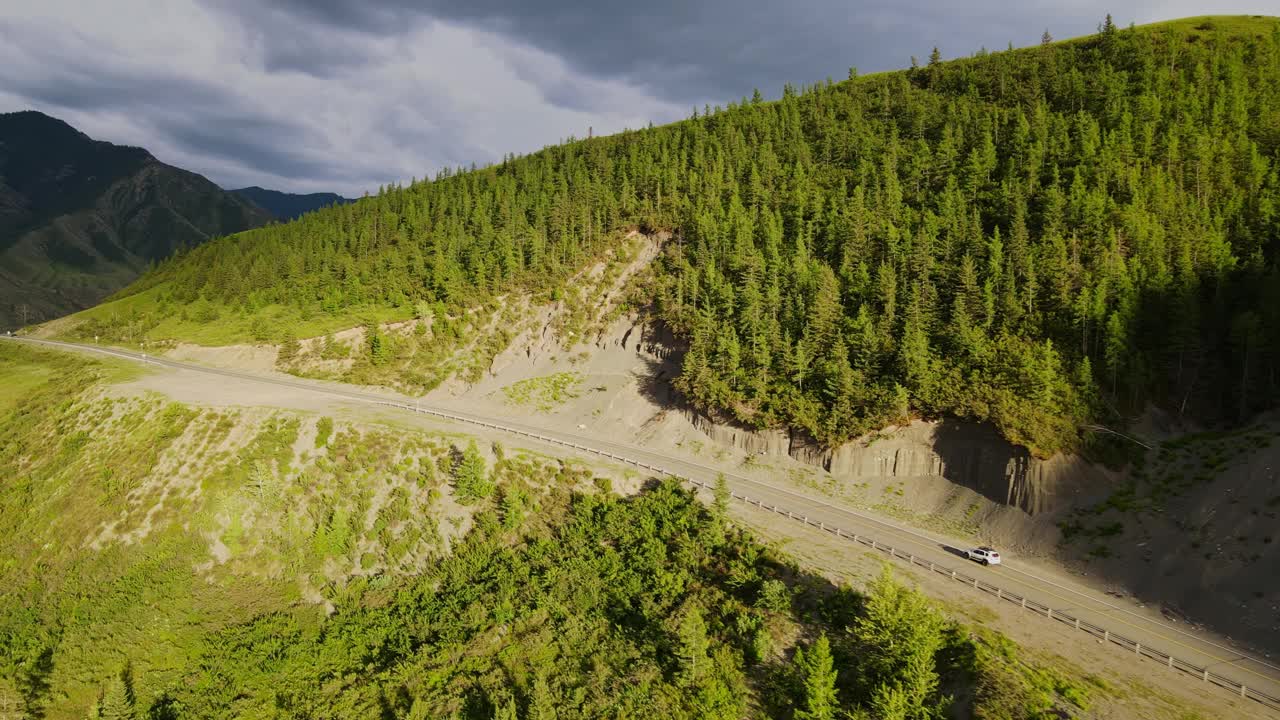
[6,334,1280,710]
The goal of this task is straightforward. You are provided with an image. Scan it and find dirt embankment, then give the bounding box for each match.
[688,413,1113,517]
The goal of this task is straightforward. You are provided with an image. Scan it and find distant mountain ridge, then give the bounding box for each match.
[231,186,353,221]
[0,110,272,329]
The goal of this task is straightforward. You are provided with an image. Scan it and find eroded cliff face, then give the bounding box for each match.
[688,412,1113,517]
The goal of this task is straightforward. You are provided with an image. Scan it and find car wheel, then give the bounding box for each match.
[981,559,989,566]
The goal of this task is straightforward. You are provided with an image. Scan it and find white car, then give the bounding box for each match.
[965,546,1002,566]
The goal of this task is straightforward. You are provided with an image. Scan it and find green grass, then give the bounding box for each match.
[0,342,143,409]
[53,283,412,347]
[500,372,583,411]
[1134,15,1280,38]
[0,360,53,411]
[966,626,1102,717]
[0,346,550,716]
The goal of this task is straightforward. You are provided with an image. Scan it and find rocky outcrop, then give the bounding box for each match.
[687,411,1112,516]
[689,412,790,457]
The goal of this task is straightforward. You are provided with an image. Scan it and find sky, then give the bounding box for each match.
[1,1,1276,197]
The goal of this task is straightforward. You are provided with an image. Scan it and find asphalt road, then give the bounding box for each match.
[6,334,1280,708]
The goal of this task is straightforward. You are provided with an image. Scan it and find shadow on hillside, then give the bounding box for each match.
[631,353,684,409]
[929,418,1035,514]
[627,318,688,412]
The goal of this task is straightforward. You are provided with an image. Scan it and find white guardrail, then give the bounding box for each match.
[373,399,1280,711]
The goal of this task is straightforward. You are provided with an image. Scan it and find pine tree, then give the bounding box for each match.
[96,668,137,720]
[712,472,730,522]
[852,568,947,719]
[676,606,710,686]
[794,634,839,720]
[452,440,491,503]
[493,695,518,720]
[367,322,392,366]
[528,674,557,720]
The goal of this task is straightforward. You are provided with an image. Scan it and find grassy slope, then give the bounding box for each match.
[41,284,411,347]
[0,344,1111,719]
[0,343,524,715]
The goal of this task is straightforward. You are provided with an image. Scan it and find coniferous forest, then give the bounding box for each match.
[82,17,1280,455]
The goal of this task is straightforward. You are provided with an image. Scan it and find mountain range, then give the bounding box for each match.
[0,111,272,329]
[0,111,354,330]
[230,186,353,221]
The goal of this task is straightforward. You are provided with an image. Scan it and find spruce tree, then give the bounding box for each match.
[452,440,491,503]
[794,634,838,720]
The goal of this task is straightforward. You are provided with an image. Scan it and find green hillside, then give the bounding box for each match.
[0,343,1103,718]
[57,15,1280,456]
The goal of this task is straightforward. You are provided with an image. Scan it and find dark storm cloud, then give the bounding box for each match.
[0,16,342,182]
[211,2,395,79]
[241,0,1102,106]
[6,0,1277,195]
[0,23,224,113]
[157,113,337,181]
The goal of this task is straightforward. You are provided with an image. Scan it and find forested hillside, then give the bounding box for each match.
[68,16,1280,456]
